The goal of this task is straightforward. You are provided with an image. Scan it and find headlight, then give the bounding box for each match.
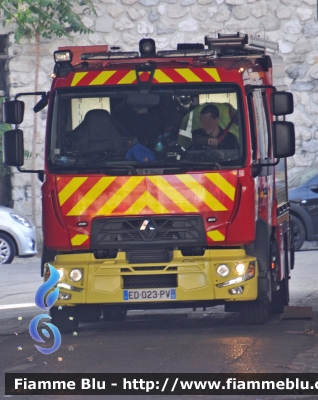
[10,213,32,227]
[216,262,255,288]
[235,263,245,275]
[216,264,230,277]
[69,269,82,282]
[57,269,64,280]
[54,50,72,63]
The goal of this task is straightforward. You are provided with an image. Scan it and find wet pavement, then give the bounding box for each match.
[0,247,318,399]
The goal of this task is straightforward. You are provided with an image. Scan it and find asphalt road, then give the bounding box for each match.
[1,247,318,400]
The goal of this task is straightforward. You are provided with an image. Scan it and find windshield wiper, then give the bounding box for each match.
[82,165,138,174]
[178,160,221,170]
[128,161,221,171]
[53,164,138,175]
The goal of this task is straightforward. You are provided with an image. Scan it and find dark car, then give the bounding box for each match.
[288,164,318,251]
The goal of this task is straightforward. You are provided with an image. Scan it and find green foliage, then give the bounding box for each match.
[0,0,96,42]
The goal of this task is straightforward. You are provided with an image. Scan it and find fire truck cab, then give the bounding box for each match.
[3,32,295,331]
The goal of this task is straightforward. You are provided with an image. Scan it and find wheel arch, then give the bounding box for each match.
[289,204,312,240]
[0,230,18,256]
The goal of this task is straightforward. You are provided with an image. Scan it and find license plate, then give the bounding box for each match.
[123,288,176,301]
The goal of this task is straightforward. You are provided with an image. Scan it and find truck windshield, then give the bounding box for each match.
[48,84,245,173]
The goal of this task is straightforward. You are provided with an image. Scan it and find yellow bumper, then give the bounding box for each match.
[48,249,258,307]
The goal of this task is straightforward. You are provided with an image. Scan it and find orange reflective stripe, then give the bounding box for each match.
[67,177,116,216]
[58,177,87,206]
[70,68,222,86]
[56,173,236,217]
[71,72,88,86]
[94,176,145,216]
[205,173,235,201]
[177,174,227,211]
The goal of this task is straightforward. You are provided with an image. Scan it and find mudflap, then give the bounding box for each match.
[257,271,271,302]
[245,219,272,302]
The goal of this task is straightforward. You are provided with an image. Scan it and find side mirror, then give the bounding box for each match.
[126,92,160,107]
[271,92,293,116]
[3,129,24,166]
[272,121,295,158]
[33,93,49,113]
[3,100,25,124]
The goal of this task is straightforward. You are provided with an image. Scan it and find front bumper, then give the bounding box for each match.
[7,223,37,257]
[48,249,258,308]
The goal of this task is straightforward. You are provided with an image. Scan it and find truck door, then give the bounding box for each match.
[248,88,273,225]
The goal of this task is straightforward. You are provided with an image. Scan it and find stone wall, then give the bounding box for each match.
[1,0,317,246]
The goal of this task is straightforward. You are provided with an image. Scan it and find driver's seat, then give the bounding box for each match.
[66,109,127,154]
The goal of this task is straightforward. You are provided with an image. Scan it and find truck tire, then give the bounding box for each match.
[103,307,127,322]
[239,300,267,325]
[292,215,305,252]
[50,307,79,333]
[270,276,289,314]
[80,307,101,323]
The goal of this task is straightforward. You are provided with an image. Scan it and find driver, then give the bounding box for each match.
[192,104,238,151]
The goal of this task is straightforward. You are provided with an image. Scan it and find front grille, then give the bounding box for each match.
[127,250,172,264]
[133,266,166,271]
[91,216,206,249]
[123,274,177,288]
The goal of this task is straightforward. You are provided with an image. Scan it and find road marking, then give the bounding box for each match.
[0,303,36,310]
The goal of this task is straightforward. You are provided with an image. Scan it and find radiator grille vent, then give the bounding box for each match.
[91,216,206,249]
[127,250,172,264]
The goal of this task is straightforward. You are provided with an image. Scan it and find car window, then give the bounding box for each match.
[308,174,318,186]
[288,164,318,189]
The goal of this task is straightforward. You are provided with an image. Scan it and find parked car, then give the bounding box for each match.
[0,205,37,264]
[288,164,318,251]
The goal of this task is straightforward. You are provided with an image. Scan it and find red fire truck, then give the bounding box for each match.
[3,32,295,331]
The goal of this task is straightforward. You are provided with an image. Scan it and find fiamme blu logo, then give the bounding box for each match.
[29,264,61,354]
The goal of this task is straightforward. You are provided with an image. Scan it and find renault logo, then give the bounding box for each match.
[139,219,156,240]
[140,219,150,230]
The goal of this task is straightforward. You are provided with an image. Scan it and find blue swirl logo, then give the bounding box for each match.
[29,264,62,354]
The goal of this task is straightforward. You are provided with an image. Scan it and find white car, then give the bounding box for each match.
[0,205,37,264]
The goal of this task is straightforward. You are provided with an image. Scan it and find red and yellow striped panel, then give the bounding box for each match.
[207,228,226,242]
[57,172,236,217]
[70,68,221,86]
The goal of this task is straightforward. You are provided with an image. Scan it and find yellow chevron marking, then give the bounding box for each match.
[125,191,169,215]
[89,71,116,85]
[177,175,227,211]
[205,173,235,201]
[67,177,116,216]
[154,69,174,83]
[203,68,221,82]
[71,72,88,86]
[148,176,198,212]
[175,68,202,82]
[58,177,88,206]
[71,234,89,246]
[207,230,225,241]
[95,176,145,216]
[118,70,137,85]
